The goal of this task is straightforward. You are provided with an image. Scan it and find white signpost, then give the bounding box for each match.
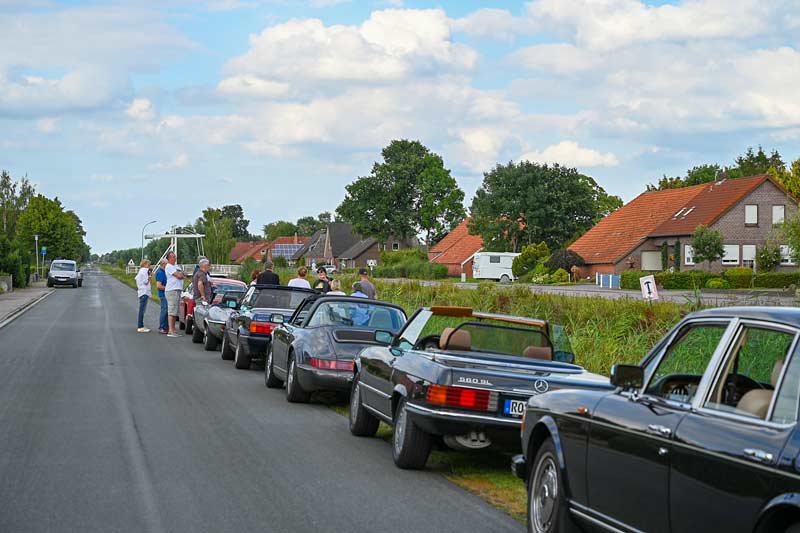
[639,275,659,302]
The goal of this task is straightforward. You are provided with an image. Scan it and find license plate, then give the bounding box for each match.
[503,399,526,417]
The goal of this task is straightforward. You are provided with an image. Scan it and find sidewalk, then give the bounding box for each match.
[0,282,54,327]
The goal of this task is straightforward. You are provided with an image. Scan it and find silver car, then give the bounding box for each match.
[191,281,248,351]
[47,260,81,288]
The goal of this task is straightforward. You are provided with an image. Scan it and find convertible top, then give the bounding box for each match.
[428,306,548,329]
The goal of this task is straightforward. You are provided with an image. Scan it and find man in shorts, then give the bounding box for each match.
[164,251,186,337]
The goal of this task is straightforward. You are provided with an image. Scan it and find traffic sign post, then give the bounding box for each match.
[41,246,47,279]
[639,275,659,302]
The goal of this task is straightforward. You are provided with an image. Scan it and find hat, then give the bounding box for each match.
[264,260,274,269]
[358,268,369,275]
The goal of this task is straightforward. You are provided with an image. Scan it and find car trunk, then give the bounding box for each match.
[330,328,383,360]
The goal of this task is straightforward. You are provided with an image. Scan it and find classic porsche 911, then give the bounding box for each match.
[514,307,800,533]
[266,296,407,402]
[190,281,248,350]
[347,306,612,470]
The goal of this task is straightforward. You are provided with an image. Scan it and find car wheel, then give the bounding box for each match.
[73,281,79,288]
[203,324,218,351]
[185,316,193,335]
[191,321,203,343]
[220,332,234,360]
[527,438,565,533]
[234,340,251,370]
[179,313,186,330]
[47,281,53,288]
[349,374,379,437]
[500,274,511,283]
[78,281,83,287]
[265,346,282,388]
[391,398,431,469]
[285,355,310,403]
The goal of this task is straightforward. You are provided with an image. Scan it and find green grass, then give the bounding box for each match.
[100,265,164,302]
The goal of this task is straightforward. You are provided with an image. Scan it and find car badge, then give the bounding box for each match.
[533,380,549,394]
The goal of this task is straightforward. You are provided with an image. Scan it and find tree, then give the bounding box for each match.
[17,195,86,261]
[219,204,251,239]
[691,224,724,269]
[544,249,585,273]
[769,158,800,199]
[336,140,465,244]
[469,161,619,251]
[660,242,669,271]
[296,212,332,236]
[200,208,235,265]
[512,241,550,278]
[673,239,681,272]
[263,220,297,241]
[732,146,784,178]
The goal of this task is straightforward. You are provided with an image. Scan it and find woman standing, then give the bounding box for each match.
[287,266,312,289]
[135,259,152,333]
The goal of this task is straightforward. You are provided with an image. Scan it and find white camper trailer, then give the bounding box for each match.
[472,252,519,282]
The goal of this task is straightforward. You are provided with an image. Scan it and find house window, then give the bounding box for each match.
[722,244,739,265]
[773,205,785,225]
[392,242,400,251]
[489,256,501,264]
[742,245,756,268]
[780,245,796,265]
[684,245,695,266]
[744,205,758,225]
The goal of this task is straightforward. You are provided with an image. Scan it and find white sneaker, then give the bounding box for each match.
[137,327,150,333]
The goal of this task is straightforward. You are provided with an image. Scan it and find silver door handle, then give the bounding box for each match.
[743,448,773,463]
[647,424,672,437]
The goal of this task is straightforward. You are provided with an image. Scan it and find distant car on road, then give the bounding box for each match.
[348,305,611,469]
[47,260,81,288]
[267,296,407,402]
[191,280,248,350]
[514,307,800,533]
[220,284,317,370]
[179,274,241,334]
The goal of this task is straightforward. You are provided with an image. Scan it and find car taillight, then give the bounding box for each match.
[308,358,354,371]
[250,321,273,334]
[425,385,498,411]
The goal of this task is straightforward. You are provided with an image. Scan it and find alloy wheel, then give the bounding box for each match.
[287,359,295,391]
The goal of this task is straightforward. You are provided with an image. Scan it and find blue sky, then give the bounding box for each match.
[1,0,798,253]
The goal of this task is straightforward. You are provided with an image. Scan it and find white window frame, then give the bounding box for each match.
[780,245,796,266]
[745,204,758,225]
[722,244,740,266]
[773,205,786,226]
[742,245,756,268]
[684,245,695,266]
[391,242,400,251]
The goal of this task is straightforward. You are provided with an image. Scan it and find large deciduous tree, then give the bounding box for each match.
[17,194,86,261]
[219,204,251,239]
[199,208,235,265]
[336,140,465,244]
[263,220,298,241]
[468,161,621,251]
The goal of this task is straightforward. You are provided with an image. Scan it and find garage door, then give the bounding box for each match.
[641,251,662,271]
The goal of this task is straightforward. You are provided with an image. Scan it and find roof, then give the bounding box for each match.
[292,229,324,260]
[234,241,270,263]
[229,241,260,262]
[328,222,360,256]
[570,175,794,265]
[339,237,377,260]
[429,219,484,265]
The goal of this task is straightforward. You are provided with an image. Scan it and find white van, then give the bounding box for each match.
[472,252,519,283]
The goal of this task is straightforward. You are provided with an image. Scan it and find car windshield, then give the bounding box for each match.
[306,301,406,329]
[252,288,312,310]
[214,281,245,293]
[51,263,75,271]
[397,309,572,362]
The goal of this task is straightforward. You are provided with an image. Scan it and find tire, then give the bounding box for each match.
[47,281,53,288]
[527,438,565,533]
[391,398,431,469]
[185,316,193,335]
[265,346,283,388]
[73,281,79,288]
[500,274,511,283]
[220,332,234,360]
[203,324,218,351]
[234,340,252,370]
[191,322,203,343]
[285,355,310,403]
[78,281,83,287]
[349,374,379,437]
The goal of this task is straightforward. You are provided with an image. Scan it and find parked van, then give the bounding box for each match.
[47,259,81,288]
[472,252,519,283]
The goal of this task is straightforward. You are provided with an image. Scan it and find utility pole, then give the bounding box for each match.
[141,220,157,262]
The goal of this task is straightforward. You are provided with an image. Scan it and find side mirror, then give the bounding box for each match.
[374,330,394,345]
[610,364,644,390]
[270,313,285,324]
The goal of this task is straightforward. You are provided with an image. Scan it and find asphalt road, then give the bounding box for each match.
[0,270,523,533]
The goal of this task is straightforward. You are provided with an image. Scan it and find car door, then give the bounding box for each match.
[586,319,735,533]
[671,321,800,532]
[274,300,313,376]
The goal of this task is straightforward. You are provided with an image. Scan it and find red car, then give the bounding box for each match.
[179,275,247,334]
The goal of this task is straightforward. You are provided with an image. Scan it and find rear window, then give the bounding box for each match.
[306,301,406,329]
[51,262,76,272]
[253,288,312,310]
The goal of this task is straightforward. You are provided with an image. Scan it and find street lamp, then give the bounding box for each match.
[141,220,157,262]
[34,234,39,281]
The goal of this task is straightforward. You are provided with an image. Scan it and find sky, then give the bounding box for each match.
[1,0,799,254]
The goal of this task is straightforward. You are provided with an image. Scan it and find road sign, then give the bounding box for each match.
[41,246,47,255]
[639,275,658,301]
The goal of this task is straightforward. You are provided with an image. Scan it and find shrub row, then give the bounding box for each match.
[373,261,448,279]
[621,269,800,290]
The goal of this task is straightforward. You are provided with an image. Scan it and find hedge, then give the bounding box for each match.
[621,269,800,290]
[752,272,800,289]
[620,270,716,290]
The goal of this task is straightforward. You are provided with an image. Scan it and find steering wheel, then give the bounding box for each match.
[723,373,764,405]
[415,334,441,351]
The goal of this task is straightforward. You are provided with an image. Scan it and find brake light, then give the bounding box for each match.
[250,321,273,334]
[425,385,498,411]
[308,358,354,371]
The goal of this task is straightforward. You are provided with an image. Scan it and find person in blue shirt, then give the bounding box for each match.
[350,282,370,326]
[155,259,169,334]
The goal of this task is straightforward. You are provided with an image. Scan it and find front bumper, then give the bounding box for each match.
[49,276,76,285]
[296,364,353,393]
[404,402,522,444]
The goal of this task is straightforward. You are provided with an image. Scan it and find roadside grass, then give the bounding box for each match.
[100,265,162,302]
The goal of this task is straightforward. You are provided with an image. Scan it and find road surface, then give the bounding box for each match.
[0,270,523,533]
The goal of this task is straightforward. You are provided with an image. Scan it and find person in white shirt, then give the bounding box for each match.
[327,279,346,295]
[164,251,186,337]
[287,266,312,289]
[135,259,152,333]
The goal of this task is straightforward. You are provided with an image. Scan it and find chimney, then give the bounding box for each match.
[294,232,298,244]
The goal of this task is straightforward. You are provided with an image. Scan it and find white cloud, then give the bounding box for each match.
[217,75,289,98]
[511,43,594,74]
[126,98,156,120]
[521,141,619,167]
[149,153,189,171]
[36,117,58,132]
[450,8,528,42]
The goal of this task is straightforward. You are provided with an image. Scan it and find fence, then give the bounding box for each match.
[125,264,240,277]
[596,272,620,289]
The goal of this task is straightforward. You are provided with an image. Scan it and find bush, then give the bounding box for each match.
[752,272,800,289]
[545,249,585,273]
[273,256,288,269]
[705,278,729,289]
[238,257,258,283]
[380,248,427,265]
[621,270,716,290]
[756,243,781,272]
[722,267,753,289]
[550,268,569,283]
[374,249,447,279]
[517,262,551,284]
[512,242,549,278]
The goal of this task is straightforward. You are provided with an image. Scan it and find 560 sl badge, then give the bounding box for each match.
[457,377,493,386]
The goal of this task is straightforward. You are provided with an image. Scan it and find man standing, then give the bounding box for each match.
[312,266,331,293]
[155,259,168,334]
[357,268,377,299]
[164,251,186,338]
[256,260,280,285]
[193,258,213,304]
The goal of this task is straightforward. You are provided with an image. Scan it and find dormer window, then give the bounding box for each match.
[681,207,695,219]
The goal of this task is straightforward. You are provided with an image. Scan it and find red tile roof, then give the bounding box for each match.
[235,241,271,263]
[230,241,260,262]
[270,236,309,246]
[570,175,789,265]
[430,219,484,266]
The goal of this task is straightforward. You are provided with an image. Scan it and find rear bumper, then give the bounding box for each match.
[404,402,522,442]
[241,335,270,357]
[296,365,353,393]
[511,454,527,480]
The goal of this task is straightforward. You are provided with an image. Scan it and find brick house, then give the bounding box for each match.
[231,236,309,264]
[291,223,360,268]
[338,236,417,270]
[569,174,799,276]
[428,219,484,277]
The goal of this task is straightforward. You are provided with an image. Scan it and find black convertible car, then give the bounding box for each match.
[514,307,800,533]
[348,306,612,469]
[220,284,316,370]
[267,296,407,402]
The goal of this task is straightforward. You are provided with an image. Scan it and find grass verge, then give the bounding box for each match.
[100,265,161,302]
